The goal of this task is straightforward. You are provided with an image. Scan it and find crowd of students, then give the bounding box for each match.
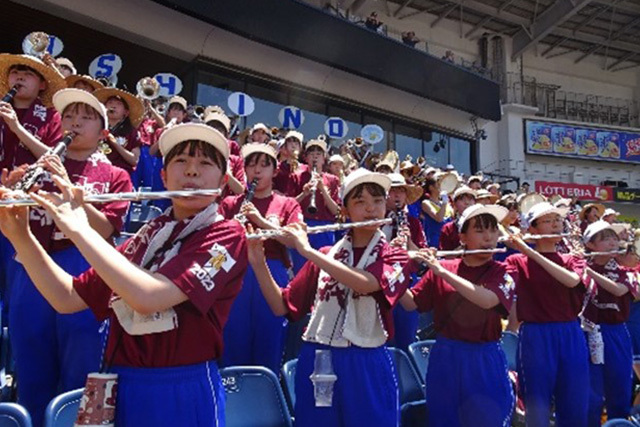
[0,45,638,427]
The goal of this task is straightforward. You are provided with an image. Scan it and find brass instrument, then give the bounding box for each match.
[95,75,117,88]
[0,188,222,207]
[290,149,300,173]
[13,131,77,192]
[1,85,20,104]
[436,171,459,194]
[136,77,161,101]
[307,161,319,214]
[22,32,50,58]
[518,192,546,214]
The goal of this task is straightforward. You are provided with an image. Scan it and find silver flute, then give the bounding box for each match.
[247,218,392,240]
[498,233,570,242]
[436,248,507,257]
[0,189,222,207]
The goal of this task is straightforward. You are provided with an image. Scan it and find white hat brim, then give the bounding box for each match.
[159,123,229,160]
[53,88,108,130]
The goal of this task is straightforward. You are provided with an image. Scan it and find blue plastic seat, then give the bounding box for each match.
[603,419,636,427]
[281,359,297,412]
[125,203,163,233]
[221,366,292,427]
[44,388,82,427]
[113,232,135,247]
[500,331,519,372]
[407,339,435,384]
[0,403,32,427]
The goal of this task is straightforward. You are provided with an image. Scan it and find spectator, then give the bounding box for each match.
[365,11,383,32]
[442,50,455,63]
[402,31,419,48]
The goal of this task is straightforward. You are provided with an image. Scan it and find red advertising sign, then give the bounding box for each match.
[535,181,613,201]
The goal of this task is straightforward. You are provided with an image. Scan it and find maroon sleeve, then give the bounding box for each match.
[367,245,412,308]
[564,254,587,291]
[327,175,340,205]
[483,263,516,316]
[282,259,321,322]
[283,198,303,225]
[155,221,248,314]
[126,128,142,151]
[101,167,133,235]
[230,155,245,187]
[218,196,239,219]
[38,110,62,146]
[409,216,427,248]
[410,270,436,312]
[228,140,240,156]
[438,222,459,250]
[622,267,640,299]
[505,254,522,288]
[73,267,114,321]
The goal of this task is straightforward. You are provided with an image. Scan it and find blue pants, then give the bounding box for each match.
[112,360,225,426]
[587,323,633,427]
[9,246,103,427]
[292,219,335,273]
[627,302,640,356]
[390,274,419,352]
[518,321,589,427]
[0,234,17,327]
[427,337,514,427]
[295,342,399,427]
[222,259,289,373]
[131,145,155,189]
[149,155,171,211]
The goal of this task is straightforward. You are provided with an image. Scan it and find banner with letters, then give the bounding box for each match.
[613,187,640,204]
[535,181,613,202]
[525,119,640,165]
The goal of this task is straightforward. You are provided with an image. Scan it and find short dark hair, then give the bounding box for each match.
[245,152,276,170]
[8,64,44,81]
[62,102,106,130]
[344,182,386,205]
[163,140,227,172]
[461,213,498,234]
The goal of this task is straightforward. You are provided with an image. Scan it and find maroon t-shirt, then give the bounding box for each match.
[220,154,245,199]
[583,260,639,324]
[219,192,302,265]
[228,139,240,156]
[383,211,427,249]
[438,220,460,251]
[273,161,306,197]
[411,259,514,343]
[74,216,248,367]
[506,253,586,322]
[296,171,340,221]
[107,127,141,173]
[29,153,132,252]
[137,118,161,148]
[0,99,61,171]
[281,241,411,341]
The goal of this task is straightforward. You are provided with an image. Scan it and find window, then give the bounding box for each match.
[394,124,422,163]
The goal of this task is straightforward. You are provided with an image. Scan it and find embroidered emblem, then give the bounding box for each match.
[266,214,281,226]
[498,273,515,299]
[384,262,405,293]
[189,243,236,291]
[33,104,47,122]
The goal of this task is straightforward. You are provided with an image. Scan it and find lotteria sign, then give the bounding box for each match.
[535,181,613,201]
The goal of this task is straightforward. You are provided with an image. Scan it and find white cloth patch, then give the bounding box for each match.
[111,297,178,335]
[190,243,236,292]
[498,273,515,300]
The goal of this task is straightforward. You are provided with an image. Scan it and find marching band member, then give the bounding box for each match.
[64,75,104,94]
[94,87,144,175]
[384,173,426,351]
[439,186,476,251]
[292,137,341,272]
[581,221,638,426]
[53,58,76,78]
[401,204,516,427]
[0,123,247,426]
[579,202,604,233]
[506,202,589,427]
[203,107,240,156]
[602,208,620,224]
[249,123,271,144]
[0,54,65,172]
[219,143,302,373]
[466,175,482,190]
[273,130,305,197]
[248,168,412,426]
[4,89,132,426]
[204,110,245,196]
[620,239,640,359]
[421,175,454,248]
[326,154,345,181]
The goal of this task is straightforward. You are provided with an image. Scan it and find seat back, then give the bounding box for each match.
[221,366,292,427]
[407,339,435,382]
[388,347,424,405]
[0,403,32,427]
[602,420,636,427]
[126,204,163,233]
[500,331,518,372]
[281,359,297,412]
[44,388,82,427]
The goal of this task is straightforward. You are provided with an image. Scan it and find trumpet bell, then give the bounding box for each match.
[136,77,161,101]
[518,192,547,214]
[438,171,459,194]
[22,32,50,58]
[95,74,118,88]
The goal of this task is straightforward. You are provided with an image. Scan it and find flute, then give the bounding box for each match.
[498,233,570,242]
[0,189,222,207]
[436,248,507,257]
[584,250,626,257]
[247,218,392,240]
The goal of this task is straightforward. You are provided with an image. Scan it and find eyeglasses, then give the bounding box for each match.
[537,217,563,225]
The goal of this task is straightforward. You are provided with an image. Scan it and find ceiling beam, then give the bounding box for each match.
[431,4,457,28]
[594,0,640,15]
[498,0,517,13]
[547,48,576,58]
[512,0,595,60]
[606,51,636,69]
[573,5,610,34]
[393,0,414,17]
[542,36,568,56]
[575,44,603,62]
[465,15,492,38]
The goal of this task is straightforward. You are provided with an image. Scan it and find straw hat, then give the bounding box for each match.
[579,203,605,221]
[0,54,66,107]
[94,87,145,127]
[388,173,423,204]
[65,74,105,92]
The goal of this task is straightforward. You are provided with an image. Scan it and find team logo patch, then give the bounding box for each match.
[498,273,515,299]
[189,243,236,291]
[384,262,405,293]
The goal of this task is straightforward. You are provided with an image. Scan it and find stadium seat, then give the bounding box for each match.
[407,339,435,383]
[500,331,519,372]
[43,388,82,427]
[388,347,425,404]
[113,232,135,247]
[125,203,163,233]
[221,366,292,427]
[602,419,636,427]
[281,359,297,413]
[0,403,32,427]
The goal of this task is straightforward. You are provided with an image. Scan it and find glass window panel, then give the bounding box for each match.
[195,70,244,115]
[448,137,471,175]
[423,131,449,169]
[394,124,422,163]
[243,83,289,131]
[290,93,327,140]
[326,104,362,150]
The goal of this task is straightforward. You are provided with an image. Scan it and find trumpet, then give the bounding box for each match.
[136,77,161,101]
[290,149,300,173]
[0,188,222,208]
[22,31,50,58]
[13,131,77,192]
[307,161,318,214]
[95,75,117,88]
[1,85,20,104]
[247,218,392,240]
